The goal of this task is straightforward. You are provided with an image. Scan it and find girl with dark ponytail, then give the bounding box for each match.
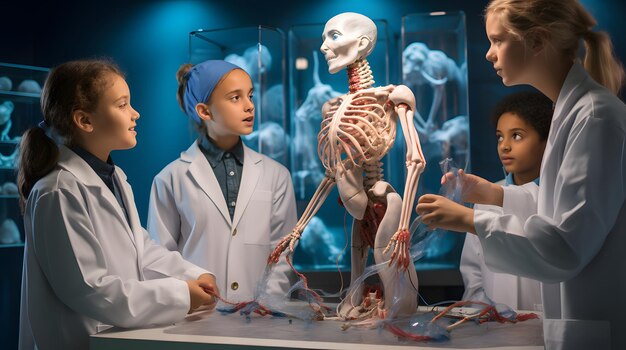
[19,59,218,350]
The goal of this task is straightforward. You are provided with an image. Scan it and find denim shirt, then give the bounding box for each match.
[504,170,540,187]
[197,135,244,220]
[69,145,130,225]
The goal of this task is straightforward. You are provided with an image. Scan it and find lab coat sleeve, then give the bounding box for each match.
[140,227,212,281]
[475,115,626,283]
[501,182,539,219]
[460,204,502,304]
[31,189,190,328]
[266,168,298,296]
[148,174,181,251]
[459,234,490,303]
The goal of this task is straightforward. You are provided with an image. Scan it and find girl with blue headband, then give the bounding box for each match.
[148,60,297,303]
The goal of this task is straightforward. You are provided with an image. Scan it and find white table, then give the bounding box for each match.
[91,306,544,350]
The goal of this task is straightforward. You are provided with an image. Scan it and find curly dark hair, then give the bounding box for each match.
[491,91,554,140]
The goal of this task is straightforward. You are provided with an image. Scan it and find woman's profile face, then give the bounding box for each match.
[485,13,530,87]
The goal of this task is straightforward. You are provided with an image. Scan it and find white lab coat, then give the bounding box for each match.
[461,180,542,311]
[148,141,297,302]
[18,145,210,350]
[474,63,626,349]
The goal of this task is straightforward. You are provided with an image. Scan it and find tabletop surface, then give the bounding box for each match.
[91,305,544,350]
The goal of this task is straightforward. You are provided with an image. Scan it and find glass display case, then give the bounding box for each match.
[399,11,470,269]
[287,20,390,271]
[0,62,48,246]
[189,26,288,166]
[0,62,48,350]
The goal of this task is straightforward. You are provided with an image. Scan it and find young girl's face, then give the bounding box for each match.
[90,73,140,151]
[206,69,255,138]
[496,112,546,183]
[485,13,530,86]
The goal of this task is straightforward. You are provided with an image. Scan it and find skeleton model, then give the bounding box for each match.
[269,13,426,319]
[293,51,342,198]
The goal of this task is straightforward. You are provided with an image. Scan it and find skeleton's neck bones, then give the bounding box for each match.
[347,58,375,93]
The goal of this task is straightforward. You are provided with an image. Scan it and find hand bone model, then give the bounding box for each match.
[268,13,426,318]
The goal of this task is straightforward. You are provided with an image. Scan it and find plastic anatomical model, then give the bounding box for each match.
[269,12,426,320]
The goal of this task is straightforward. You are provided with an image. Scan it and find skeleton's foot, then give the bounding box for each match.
[383,229,410,269]
[268,229,302,264]
[337,291,382,321]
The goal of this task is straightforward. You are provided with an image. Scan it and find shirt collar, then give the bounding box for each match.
[69,145,115,178]
[504,170,540,186]
[197,134,244,167]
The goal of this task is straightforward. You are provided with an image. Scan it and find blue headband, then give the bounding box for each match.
[183,60,242,124]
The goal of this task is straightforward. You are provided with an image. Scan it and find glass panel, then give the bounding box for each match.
[400,11,470,270]
[0,62,48,248]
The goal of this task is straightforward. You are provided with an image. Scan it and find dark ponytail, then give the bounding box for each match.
[176,63,193,112]
[17,59,123,211]
[175,63,207,135]
[17,127,59,212]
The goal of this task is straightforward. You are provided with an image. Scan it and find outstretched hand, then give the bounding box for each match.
[442,169,503,206]
[416,194,476,234]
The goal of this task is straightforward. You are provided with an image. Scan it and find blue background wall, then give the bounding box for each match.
[0,1,624,348]
[1,0,624,222]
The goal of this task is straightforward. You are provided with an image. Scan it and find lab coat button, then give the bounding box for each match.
[231,282,239,290]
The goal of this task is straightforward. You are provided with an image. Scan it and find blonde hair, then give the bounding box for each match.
[485,0,625,95]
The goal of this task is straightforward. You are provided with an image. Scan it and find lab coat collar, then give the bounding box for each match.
[551,62,593,138]
[56,145,138,247]
[57,145,124,188]
[181,141,263,227]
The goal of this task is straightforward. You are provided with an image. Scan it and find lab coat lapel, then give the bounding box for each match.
[57,146,137,248]
[183,142,232,225]
[114,168,143,251]
[231,145,263,229]
[114,167,146,278]
[542,63,590,182]
[549,63,588,146]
